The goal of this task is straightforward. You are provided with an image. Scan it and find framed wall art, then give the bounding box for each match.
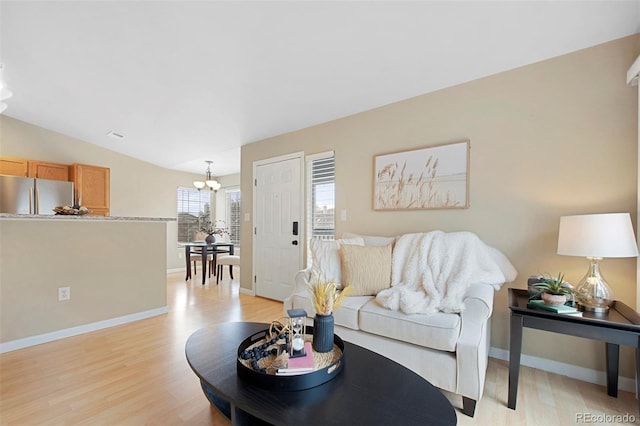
[373,140,470,210]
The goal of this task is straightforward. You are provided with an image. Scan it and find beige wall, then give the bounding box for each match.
[0,218,167,344]
[241,35,640,378]
[0,116,206,270]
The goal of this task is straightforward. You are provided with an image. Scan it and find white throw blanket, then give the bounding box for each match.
[376,231,517,314]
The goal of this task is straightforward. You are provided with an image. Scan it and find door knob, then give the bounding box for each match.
[292,240,298,245]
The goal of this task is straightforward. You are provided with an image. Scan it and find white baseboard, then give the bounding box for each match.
[239,287,255,296]
[0,306,169,354]
[167,267,185,274]
[489,347,636,393]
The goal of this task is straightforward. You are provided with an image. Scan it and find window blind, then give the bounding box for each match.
[306,151,335,264]
[176,187,213,243]
[225,188,241,246]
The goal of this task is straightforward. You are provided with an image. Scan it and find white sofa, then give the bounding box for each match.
[283,232,515,417]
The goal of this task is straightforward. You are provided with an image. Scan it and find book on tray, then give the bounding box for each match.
[277,342,315,375]
[527,299,583,316]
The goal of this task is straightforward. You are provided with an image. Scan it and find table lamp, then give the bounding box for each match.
[557,213,639,312]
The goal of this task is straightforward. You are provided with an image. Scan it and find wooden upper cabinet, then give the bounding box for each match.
[0,157,28,177]
[70,163,110,216]
[27,161,70,181]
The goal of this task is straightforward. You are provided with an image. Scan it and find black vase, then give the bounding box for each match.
[205,234,216,244]
[312,314,334,353]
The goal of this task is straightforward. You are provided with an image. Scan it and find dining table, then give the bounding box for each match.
[182,242,235,285]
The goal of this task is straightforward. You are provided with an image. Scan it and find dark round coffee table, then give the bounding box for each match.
[185,322,456,425]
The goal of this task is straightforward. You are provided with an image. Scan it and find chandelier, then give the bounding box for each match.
[193,160,221,191]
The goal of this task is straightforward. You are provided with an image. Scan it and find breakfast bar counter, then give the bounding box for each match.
[0,215,173,352]
[0,213,174,221]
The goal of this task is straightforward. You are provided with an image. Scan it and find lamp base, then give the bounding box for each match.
[574,257,614,314]
[577,302,609,313]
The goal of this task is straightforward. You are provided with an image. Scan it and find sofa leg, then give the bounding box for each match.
[462,397,476,417]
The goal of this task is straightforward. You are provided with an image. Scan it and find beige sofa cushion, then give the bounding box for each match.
[309,237,364,287]
[340,244,392,296]
[288,293,372,330]
[333,296,374,330]
[358,299,460,352]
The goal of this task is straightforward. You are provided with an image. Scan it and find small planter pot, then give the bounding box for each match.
[312,314,335,353]
[542,293,567,306]
[205,234,216,244]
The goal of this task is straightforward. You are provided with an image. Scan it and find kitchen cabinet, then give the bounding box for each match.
[0,157,28,177]
[27,161,69,181]
[70,164,110,216]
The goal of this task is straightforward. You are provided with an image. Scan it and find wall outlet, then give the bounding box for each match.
[58,287,70,301]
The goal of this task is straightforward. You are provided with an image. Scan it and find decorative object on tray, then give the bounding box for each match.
[238,322,290,374]
[236,320,345,390]
[307,277,351,352]
[287,308,307,358]
[53,205,89,215]
[277,342,315,375]
[530,273,574,306]
[373,140,470,210]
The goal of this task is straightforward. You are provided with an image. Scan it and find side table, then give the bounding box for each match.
[508,288,640,414]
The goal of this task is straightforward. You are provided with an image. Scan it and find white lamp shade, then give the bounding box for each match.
[557,213,639,258]
[193,181,205,189]
[206,180,221,191]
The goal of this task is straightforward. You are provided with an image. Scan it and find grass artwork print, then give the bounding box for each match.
[374,141,469,210]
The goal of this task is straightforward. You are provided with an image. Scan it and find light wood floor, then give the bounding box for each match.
[1,271,637,425]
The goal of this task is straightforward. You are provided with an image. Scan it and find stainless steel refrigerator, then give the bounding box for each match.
[0,175,74,215]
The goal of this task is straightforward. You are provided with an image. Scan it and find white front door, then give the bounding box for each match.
[254,154,304,301]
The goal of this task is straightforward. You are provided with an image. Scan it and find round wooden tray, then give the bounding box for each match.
[236,326,344,391]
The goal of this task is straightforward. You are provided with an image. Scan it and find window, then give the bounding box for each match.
[177,187,213,243]
[225,188,241,246]
[306,152,335,262]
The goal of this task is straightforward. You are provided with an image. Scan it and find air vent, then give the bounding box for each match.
[107,131,125,140]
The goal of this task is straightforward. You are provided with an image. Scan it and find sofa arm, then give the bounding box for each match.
[455,282,495,403]
[284,267,313,315]
[293,267,313,293]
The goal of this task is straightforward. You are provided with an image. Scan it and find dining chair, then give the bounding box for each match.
[216,254,240,284]
[191,248,214,278]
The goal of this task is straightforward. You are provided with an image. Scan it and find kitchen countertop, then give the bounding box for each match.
[0,213,175,222]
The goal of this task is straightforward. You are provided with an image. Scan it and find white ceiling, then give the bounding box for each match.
[1,1,639,177]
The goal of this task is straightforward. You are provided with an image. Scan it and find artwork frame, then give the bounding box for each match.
[373,140,470,211]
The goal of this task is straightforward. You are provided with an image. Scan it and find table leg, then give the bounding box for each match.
[201,248,207,285]
[508,313,523,410]
[185,246,191,281]
[231,404,257,425]
[605,342,619,398]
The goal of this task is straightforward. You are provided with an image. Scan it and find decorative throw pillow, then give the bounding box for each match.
[339,244,392,296]
[310,237,364,286]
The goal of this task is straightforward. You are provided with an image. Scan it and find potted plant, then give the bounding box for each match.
[532,273,573,306]
[307,278,351,352]
[211,219,231,243]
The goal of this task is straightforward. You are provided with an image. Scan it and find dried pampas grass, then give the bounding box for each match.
[307,279,351,315]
